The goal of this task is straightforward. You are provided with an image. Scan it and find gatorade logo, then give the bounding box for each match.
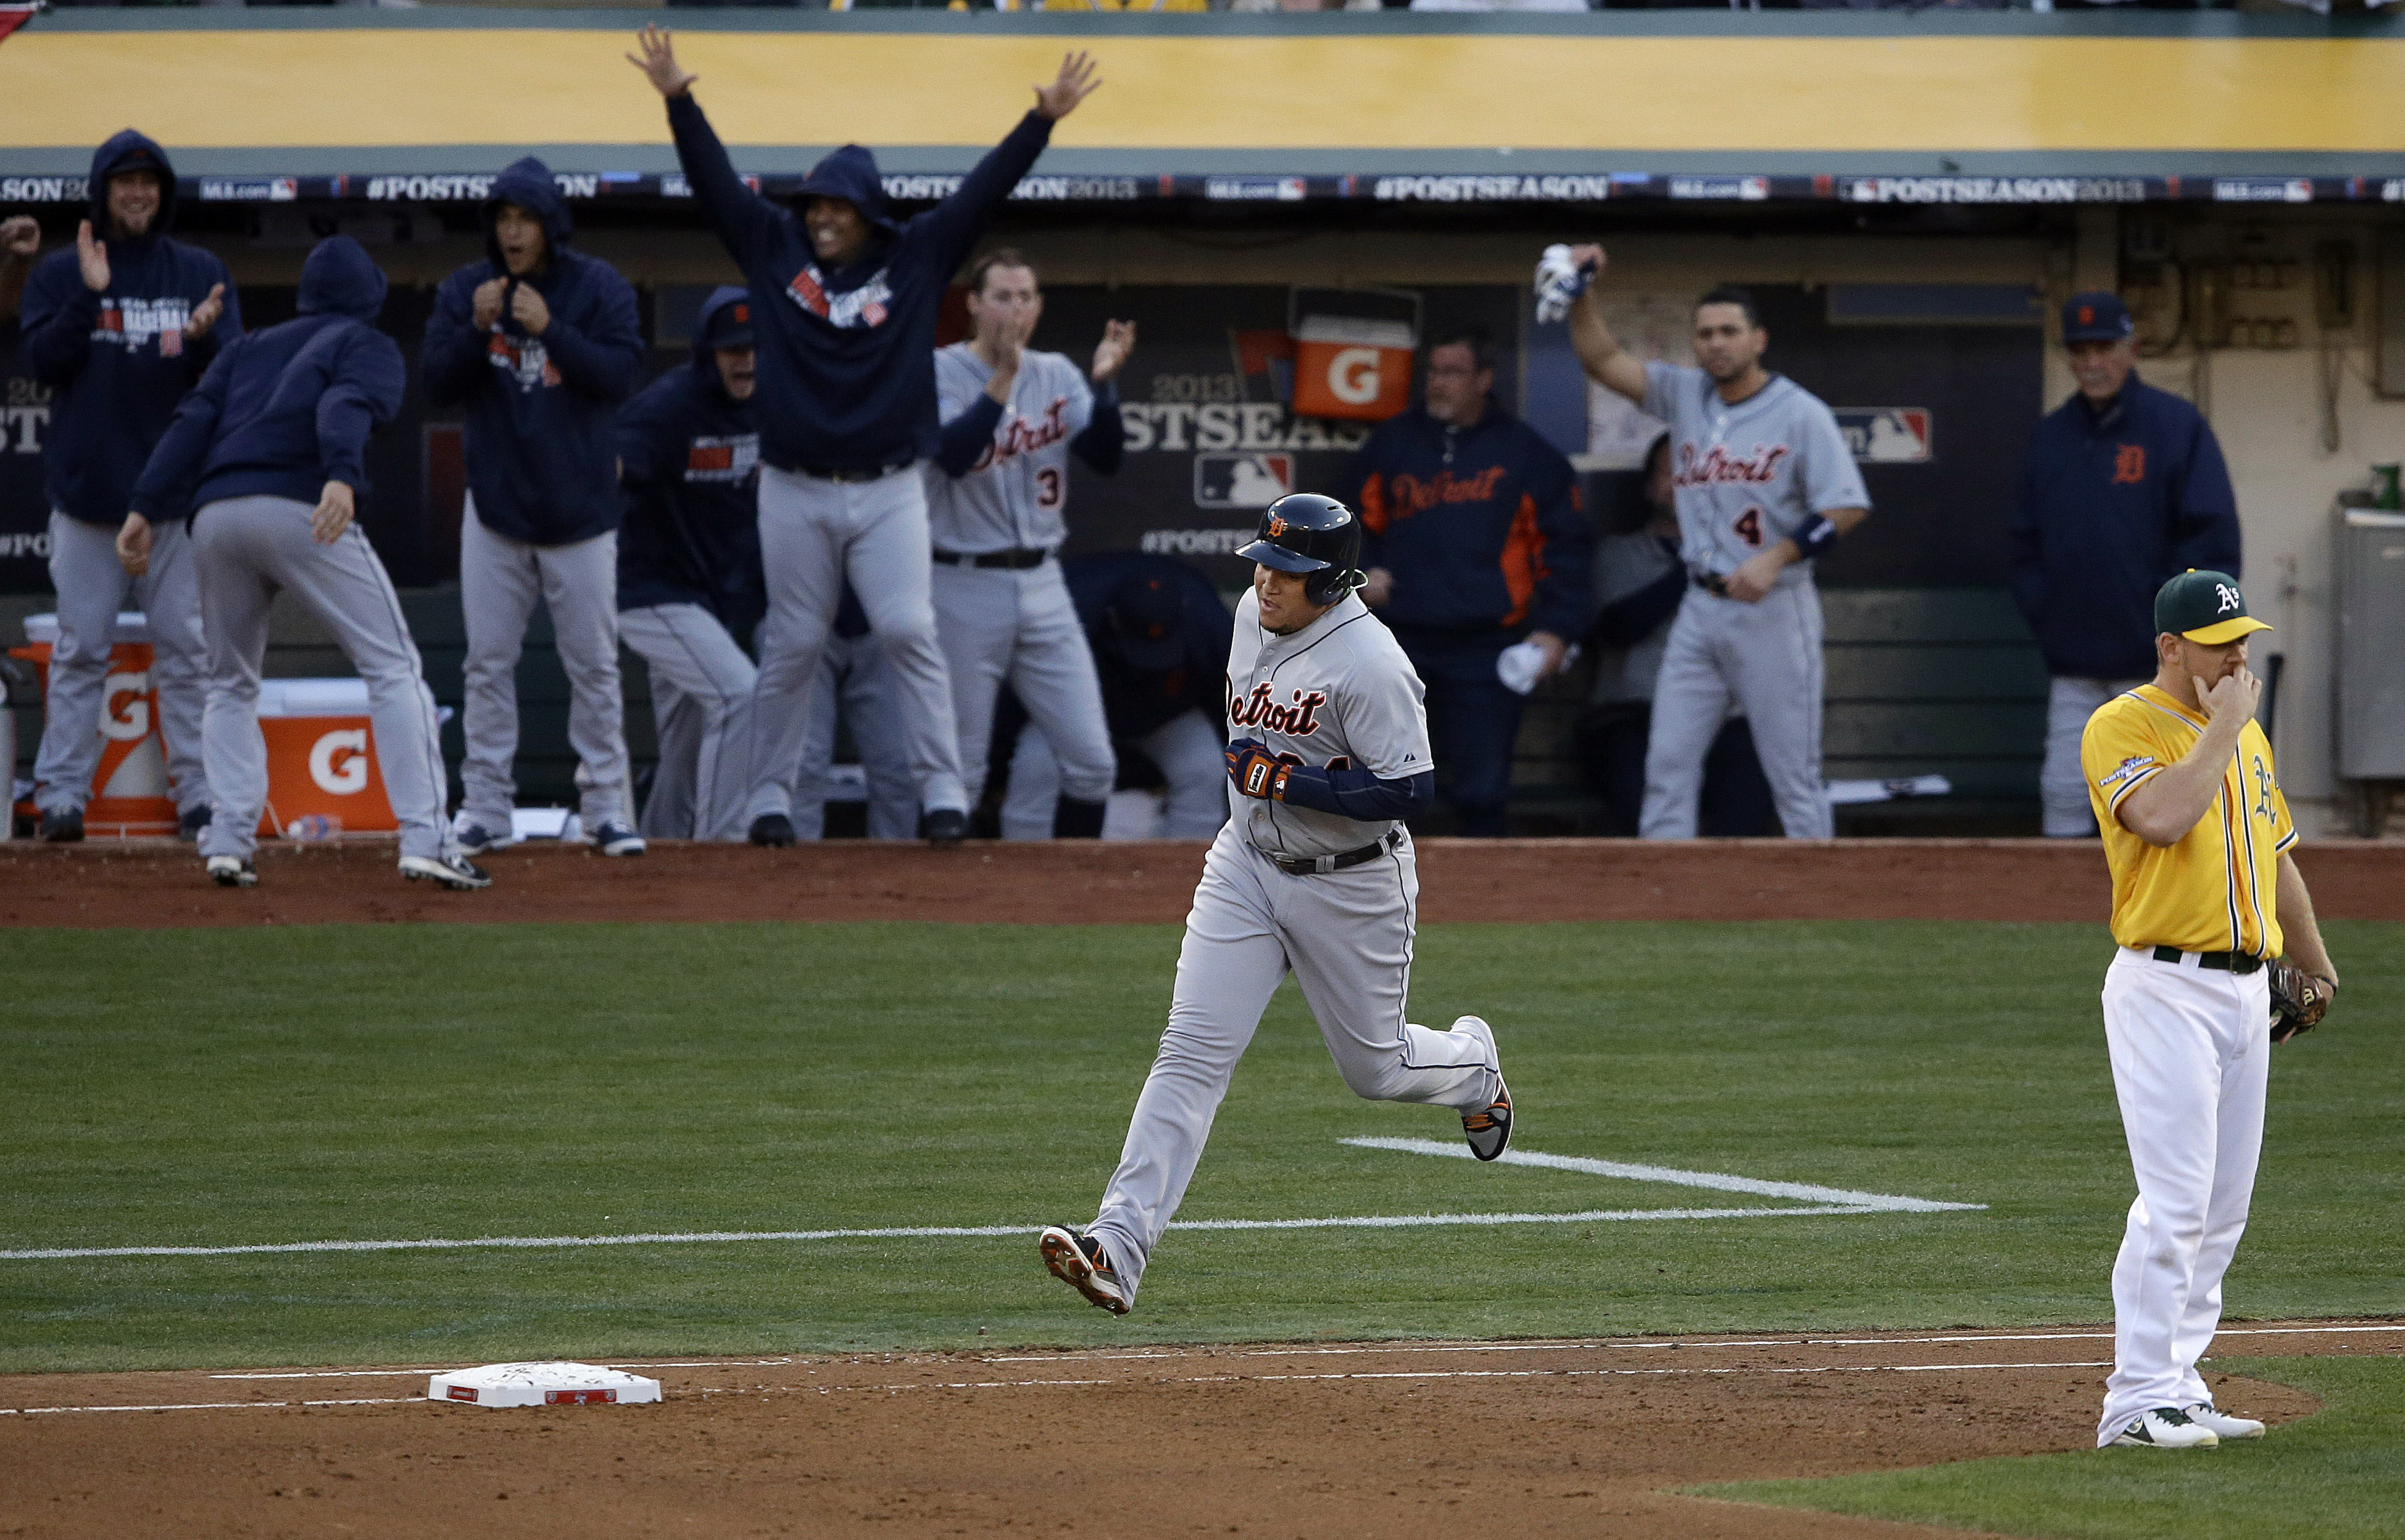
[2216,583,2241,615]
[309,729,371,795]
[1327,347,1381,407]
[102,671,150,742]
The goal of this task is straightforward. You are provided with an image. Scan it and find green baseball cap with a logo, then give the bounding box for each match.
[2155,568,2273,645]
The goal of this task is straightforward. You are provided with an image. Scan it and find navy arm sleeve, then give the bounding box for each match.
[2167,416,2242,580]
[666,93,787,279]
[1070,380,1123,475]
[420,276,491,410]
[316,329,407,491]
[127,342,236,519]
[1275,764,1436,821]
[1526,464,1593,638]
[17,255,102,385]
[935,393,1005,478]
[537,274,644,404]
[912,111,1055,278]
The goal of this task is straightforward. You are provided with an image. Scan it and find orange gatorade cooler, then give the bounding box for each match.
[254,679,397,837]
[11,611,178,838]
[1287,286,1420,424]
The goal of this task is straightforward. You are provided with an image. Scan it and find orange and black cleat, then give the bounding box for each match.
[1040,1225,1129,1315]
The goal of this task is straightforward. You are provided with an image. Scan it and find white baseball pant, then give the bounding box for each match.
[1642,582,1831,839]
[2043,676,2148,838]
[1003,707,1227,842]
[792,632,918,842]
[933,560,1115,815]
[620,603,755,842]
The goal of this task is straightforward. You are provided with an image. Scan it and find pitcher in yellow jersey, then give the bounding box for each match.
[2079,569,2340,1451]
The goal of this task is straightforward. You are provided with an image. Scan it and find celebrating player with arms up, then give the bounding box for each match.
[1041,494,1513,1317]
[2080,569,2337,1451]
[629,25,1099,848]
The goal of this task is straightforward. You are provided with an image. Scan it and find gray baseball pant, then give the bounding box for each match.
[33,509,210,818]
[456,500,629,834]
[933,560,1115,816]
[744,465,965,826]
[1003,706,1227,841]
[188,495,454,864]
[1085,824,1497,1304]
[792,632,918,841]
[620,603,755,842]
[1641,581,1832,839]
[2043,676,2146,838]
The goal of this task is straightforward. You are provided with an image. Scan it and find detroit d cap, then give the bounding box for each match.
[2155,569,2273,645]
[2062,291,2135,344]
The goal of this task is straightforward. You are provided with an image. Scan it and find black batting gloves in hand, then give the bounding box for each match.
[1226,739,1287,801]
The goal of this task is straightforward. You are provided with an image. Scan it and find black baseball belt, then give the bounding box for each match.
[1689,569,1732,598]
[1269,828,1403,877]
[2148,946,2264,975]
[787,460,915,484]
[932,547,1051,570]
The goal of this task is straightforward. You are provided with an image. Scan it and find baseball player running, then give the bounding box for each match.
[630,25,1099,849]
[1041,493,1513,1316]
[19,130,239,842]
[1557,244,1868,839]
[123,236,487,892]
[2081,569,2335,1450]
[928,249,1131,838]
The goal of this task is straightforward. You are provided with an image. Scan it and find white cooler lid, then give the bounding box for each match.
[22,611,150,646]
[255,677,372,718]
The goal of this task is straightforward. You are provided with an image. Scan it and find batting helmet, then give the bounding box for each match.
[1237,493,1363,608]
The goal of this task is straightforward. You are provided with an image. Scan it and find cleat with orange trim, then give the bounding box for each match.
[1040,1225,1128,1315]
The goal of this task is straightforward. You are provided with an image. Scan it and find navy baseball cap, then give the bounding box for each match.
[1105,575,1186,672]
[2156,569,2272,645]
[698,289,755,350]
[2062,291,2135,344]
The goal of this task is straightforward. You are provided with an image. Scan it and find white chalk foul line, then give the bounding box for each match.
[0,1141,1979,1262]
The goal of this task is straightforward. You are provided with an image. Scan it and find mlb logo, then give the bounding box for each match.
[1834,408,1932,464]
[1194,453,1294,510]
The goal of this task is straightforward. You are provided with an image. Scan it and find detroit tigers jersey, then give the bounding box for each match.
[2082,684,2296,958]
[1226,589,1434,859]
[1642,361,1870,586]
[925,343,1094,553]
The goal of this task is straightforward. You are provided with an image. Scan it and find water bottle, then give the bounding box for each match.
[289,814,341,842]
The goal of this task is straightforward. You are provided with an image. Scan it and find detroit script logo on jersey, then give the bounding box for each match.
[1228,682,1327,737]
[787,265,892,329]
[1675,442,1790,487]
[972,398,1071,474]
[1382,466,1507,518]
[486,332,561,391]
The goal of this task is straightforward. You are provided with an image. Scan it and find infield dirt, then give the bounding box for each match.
[6,1325,2392,1540]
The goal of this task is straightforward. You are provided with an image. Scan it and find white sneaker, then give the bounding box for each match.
[2183,1403,2266,1440]
[2108,1407,2220,1449]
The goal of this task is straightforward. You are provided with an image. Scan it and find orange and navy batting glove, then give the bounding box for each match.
[1225,739,1288,801]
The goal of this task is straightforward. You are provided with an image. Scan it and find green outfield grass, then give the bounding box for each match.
[1,919,2397,1373]
[1706,1355,2405,1539]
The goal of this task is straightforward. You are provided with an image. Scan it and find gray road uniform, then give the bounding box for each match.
[1639,362,1869,840]
[1081,588,1501,1306]
[926,343,1117,830]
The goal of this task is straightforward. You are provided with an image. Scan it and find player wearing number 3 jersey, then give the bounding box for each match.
[1563,254,1870,839]
[1040,494,1513,1317]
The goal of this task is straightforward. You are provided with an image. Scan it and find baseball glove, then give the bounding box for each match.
[2266,958,2332,1044]
[1225,739,1289,801]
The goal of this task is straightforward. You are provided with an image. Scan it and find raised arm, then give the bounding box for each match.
[1070,320,1132,475]
[1565,244,1648,405]
[630,25,787,270]
[913,52,1097,270]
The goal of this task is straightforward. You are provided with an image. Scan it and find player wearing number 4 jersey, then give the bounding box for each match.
[1555,246,1869,839]
[2080,570,2336,1451]
[1041,493,1512,1317]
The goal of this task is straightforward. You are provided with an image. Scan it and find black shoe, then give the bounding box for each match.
[920,808,969,847]
[178,805,213,841]
[1040,1226,1129,1315]
[749,813,796,848]
[38,806,84,843]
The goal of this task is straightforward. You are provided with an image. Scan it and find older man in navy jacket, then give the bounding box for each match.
[2011,292,2241,838]
[1350,326,1590,837]
[424,155,646,858]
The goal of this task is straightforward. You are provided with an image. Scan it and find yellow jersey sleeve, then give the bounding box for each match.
[2081,697,2169,829]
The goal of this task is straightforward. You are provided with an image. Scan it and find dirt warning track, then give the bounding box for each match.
[4,836,2401,930]
[3,1324,2394,1539]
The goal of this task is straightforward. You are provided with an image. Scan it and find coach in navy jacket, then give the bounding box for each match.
[2011,291,2241,836]
[17,130,239,840]
[1348,328,1590,837]
[423,155,647,856]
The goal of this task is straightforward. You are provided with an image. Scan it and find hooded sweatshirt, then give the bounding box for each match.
[19,130,242,526]
[614,286,764,626]
[420,156,644,547]
[665,92,1053,473]
[130,238,404,520]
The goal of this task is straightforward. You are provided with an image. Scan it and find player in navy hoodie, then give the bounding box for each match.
[19,130,239,843]
[629,24,1098,847]
[1350,327,1590,836]
[126,236,486,893]
[423,156,646,858]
